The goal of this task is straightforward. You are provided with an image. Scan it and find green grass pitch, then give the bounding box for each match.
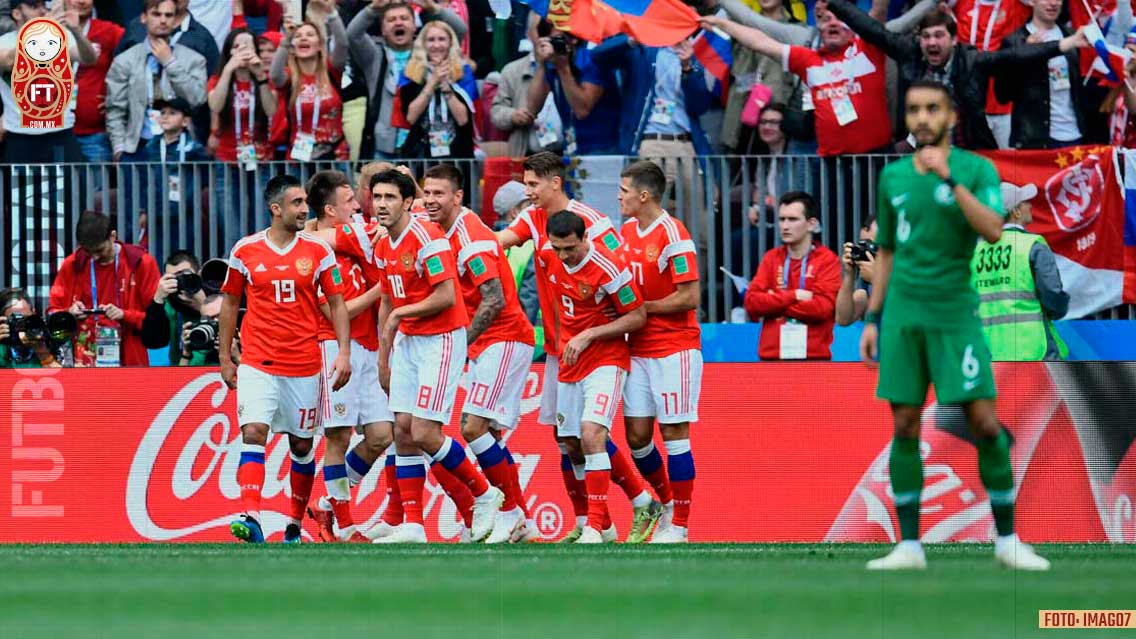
[2,543,1134,639]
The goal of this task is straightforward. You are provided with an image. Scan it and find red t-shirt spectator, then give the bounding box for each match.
[284,73,347,160]
[783,38,891,156]
[743,243,842,360]
[206,75,275,162]
[1110,93,1136,147]
[74,18,125,136]
[48,243,160,367]
[953,0,1030,117]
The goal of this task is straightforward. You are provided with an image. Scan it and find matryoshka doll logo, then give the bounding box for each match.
[11,17,73,129]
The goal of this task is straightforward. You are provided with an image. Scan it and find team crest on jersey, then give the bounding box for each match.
[400,253,414,271]
[334,402,347,417]
[295,257,314,276]
[578,282,594,297]
[934,183,956,206]
[645,244,659,262]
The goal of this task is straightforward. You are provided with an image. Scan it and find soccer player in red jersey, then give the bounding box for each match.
[497,152,660,543]
[541,210,650,544]
[617,161,702,544]
[422,164,539,543]
[370,169,504,544]
[219,174,352,544]
[301,170,394,543]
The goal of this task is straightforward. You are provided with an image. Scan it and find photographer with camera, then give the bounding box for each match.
[142,250,238,365]
[49,211,161,367]
[835,215,879,326]
[176,293,236,366]
[0,288,71,368]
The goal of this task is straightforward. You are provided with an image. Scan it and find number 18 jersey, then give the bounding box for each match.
[374,217,468,336]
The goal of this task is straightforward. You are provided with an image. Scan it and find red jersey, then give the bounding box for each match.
[317,222,383,351]
[785,38,891,156]
[221,230,344,376]
[287,73,348,159]
[507,199,621,356]
[375,217,468,336]
[538,243,643,383]
[953,0,1030,116]
[74,19,124,135]
[444,209,535,358]
[619,212,701,358]
[207,76,275,162]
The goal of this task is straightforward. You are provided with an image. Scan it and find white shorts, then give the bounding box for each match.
[389,329,467,424]
[622,350,703,424]
[236,364,321,438]
[464,340,535,430]
[538,355,559,426]
[556,365,625,438]
[319,339,394,432]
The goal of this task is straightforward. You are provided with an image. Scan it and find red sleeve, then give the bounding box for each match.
[507,210,535,243]
[743,252,796,320]
[207,75,219,93]
[317,246,345,298]
[123,254,160,330]
[48,255,77,313]
[785,249,843,323]
[334,224,367,260]
[423,248,458,287]
[610,272,644,314]
[665,233,699,285]
[221,267,246,297]
[231,13,248,29]
[786,45,816,79]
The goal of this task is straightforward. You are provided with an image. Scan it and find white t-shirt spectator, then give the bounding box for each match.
[0,30,80,135]
[1028,23,1080,142]
[189,0,231,50]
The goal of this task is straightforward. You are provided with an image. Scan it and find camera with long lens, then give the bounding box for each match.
[549,34,570,55]
[850,240,877,263]
[199,259,229,295]
[2,311,78,364]
[185,317,219,353]
[176,271,203,296]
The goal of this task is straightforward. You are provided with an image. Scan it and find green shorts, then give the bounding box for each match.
[877,321,996,406]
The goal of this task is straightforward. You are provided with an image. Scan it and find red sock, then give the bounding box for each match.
[562,468,588,518]
[288,467,315,523]
[330,498,354,529]
[609,447,647,501]
[398,475,425,525]
[645,466,674,504]
[432,464,474,528]
[238,462,264,518]
[482,462,517,511]
[382,462,403,526]
[508,460,530,517]
[671,480,693,528]
[585,470,610,532]
[444,456,490,497]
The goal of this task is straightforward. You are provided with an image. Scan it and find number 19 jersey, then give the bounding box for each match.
[222,230,344,377]
[374,217,468,335]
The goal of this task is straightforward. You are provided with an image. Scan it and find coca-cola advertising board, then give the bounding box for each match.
[2,363,1133,543]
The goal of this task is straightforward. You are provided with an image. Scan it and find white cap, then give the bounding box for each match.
[492,181,529,217]
[1000,182,1038,212]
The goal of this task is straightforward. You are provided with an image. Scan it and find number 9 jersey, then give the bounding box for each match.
[222,230,344,377]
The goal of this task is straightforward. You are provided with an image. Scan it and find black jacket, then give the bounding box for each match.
[827,0,1063,149]
[995,25,1102,149]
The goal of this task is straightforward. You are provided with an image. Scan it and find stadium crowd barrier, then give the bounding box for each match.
[2,362,1132,543]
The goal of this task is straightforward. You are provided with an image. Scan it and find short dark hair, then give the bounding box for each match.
[0,287,31,314]
[861,213,877,230]
[264,174,303,210]
[546,210,585,240]
[76,211,113,250]
[380,1,414,22]
[305,170,351,219]
[621,161,667,203]
[761,102,787,120]
[523,152,567,182]
[143,0,175,14]
[906,79,954,109]
[165,250,200,271]
[371,169,417,200]
[423,164,464,193]
[918,10,957,37]
[778,191,818,220]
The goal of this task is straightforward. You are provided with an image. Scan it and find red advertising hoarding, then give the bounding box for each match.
[2,363,1133,543]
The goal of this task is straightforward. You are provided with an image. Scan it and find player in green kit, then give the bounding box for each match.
[860,80,1049,571]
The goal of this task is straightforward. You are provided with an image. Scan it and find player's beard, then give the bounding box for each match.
[913,123,949,148]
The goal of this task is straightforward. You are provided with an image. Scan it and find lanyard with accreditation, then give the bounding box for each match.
[90,252,123,367]
[779,248,809,360]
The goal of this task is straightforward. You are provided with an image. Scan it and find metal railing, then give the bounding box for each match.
[3,156,1133,322]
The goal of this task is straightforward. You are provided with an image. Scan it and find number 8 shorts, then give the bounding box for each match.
[235,363,321,438]
[555,365,625,438]
[388,328,468,424]
[622,349,703,424]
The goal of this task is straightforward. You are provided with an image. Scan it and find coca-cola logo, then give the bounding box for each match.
[1044,154,1105,233]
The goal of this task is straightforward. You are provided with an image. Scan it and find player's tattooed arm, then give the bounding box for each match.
[467,278,505,346]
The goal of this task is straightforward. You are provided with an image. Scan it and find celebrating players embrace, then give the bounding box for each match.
[221,156,698,545]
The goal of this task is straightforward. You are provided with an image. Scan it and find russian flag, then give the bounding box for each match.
[1085,20,1132,83]
[1125,150,1136,303]
[523,0,700,47]
[693,24,732,106]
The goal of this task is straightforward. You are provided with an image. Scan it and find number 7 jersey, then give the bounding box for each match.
[221,230,344,377]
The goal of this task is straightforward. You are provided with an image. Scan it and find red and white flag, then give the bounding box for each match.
[983,146,1125,318]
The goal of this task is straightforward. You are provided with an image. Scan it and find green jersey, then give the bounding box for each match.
[876,148,1004,326]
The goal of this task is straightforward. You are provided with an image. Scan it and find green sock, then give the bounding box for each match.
[889,436,923,541]
[977,428,1015,536]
